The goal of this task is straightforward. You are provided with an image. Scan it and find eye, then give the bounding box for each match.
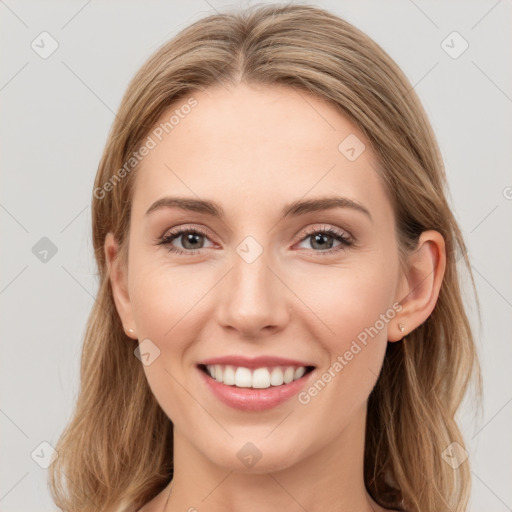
[157,224,354,256]
[296,225,353,255]
[158,226,214,255]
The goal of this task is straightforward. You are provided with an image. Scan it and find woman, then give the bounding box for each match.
[49,3,482,511]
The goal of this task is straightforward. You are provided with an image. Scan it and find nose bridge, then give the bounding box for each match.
[215,240,289,336]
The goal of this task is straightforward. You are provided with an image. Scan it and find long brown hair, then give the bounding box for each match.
[48,3,482,511]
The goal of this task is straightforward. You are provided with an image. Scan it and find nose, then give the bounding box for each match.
[214,249,290,339]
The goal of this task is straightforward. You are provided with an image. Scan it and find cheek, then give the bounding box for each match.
[129,260,208,340]
[293,261,395,399]
[128,260,214,421]
[293,260,396,346]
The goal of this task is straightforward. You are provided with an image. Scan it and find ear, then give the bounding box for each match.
[389,230,446,342]
[104,232,137,339]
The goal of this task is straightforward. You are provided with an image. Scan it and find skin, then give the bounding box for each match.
[105,82,446,512]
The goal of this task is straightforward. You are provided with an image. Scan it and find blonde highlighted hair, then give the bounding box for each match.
[49,3,482,511]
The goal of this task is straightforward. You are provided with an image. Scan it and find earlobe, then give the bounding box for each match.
[390,230,446,342]
[104,232,137,339]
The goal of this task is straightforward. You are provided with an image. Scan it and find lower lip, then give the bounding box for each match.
[198,366,315,412]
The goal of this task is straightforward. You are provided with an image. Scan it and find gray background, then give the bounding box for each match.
[1,0,511,510]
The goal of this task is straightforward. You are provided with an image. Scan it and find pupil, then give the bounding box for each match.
[183,233,202,249]
[312,233,332,250]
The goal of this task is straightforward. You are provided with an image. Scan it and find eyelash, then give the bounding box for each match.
[157,224,354,256]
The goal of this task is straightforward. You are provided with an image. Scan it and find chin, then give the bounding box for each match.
[200,437,307,474]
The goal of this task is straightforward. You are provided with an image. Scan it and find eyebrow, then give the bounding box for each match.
[145,195,372,222]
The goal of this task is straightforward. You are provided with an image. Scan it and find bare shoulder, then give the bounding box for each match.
[102,499,155,512]
[135,493,164,512]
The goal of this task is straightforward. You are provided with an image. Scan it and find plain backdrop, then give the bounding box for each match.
[1,0,511,510]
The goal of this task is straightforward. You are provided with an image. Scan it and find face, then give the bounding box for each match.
[108,82,409,472]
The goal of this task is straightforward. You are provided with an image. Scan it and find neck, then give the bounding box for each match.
[162,403,383,512]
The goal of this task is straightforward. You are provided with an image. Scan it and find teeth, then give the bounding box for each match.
[294,366,306,379]
[270,367,284,386]
[283,366,295,384]
[204,364,309,388]
[223,365,235,385]
[234,367,252,387]
[252,368,270,389]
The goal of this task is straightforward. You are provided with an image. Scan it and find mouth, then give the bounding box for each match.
[197,363,315,389]
[196,362,316,412]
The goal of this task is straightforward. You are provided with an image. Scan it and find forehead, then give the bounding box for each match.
[131,83,392,225]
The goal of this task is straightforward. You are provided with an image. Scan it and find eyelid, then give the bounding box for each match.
[158,224,216,248]
[159,223,352,242]
[159,223,214,241]
[297,223,353,242]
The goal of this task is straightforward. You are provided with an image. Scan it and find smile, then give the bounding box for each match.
[200,364,314,388]
[197,363,316,412]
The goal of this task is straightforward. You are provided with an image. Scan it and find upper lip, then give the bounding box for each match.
[199,355,315,369]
